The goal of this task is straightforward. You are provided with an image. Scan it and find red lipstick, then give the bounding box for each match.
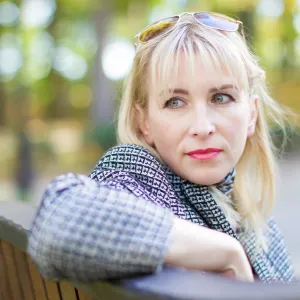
[187,148,222,161]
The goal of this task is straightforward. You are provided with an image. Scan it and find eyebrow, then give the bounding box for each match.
[209,84,238,93]
[170,84,238,95]
[171,88,189,95]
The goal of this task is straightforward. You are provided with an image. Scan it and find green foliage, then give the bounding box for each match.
[271,126,300,153]
[109,0,163,15]
[86,123,117,150]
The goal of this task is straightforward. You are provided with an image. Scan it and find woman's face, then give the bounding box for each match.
[139,56,258,185]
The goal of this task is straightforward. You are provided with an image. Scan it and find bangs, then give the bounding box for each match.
[148,23,249,101]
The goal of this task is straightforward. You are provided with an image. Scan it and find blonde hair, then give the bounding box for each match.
[117,18,294,254]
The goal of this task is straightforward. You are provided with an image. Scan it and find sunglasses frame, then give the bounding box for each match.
[134,12,245,46]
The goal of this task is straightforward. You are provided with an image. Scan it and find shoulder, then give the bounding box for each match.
[264,216,296,281]
[90,144,167,180]
[264,216,285,240]
[88,144,174,208]
[264,216,291,261]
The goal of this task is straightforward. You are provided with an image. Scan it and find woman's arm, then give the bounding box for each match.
[27,173,174,282]
[166,217,254,282]
[28,173,253,283]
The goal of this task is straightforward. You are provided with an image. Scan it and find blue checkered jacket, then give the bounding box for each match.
[28,144,298,283]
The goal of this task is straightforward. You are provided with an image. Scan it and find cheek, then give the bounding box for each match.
[225,114,249,154]
[148,112,187,153]
[150,116,179,142]
[224,104,249,135]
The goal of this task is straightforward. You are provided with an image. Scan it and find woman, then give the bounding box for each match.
[28,12,297,283]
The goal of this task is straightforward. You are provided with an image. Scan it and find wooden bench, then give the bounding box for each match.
[1,200,300,300]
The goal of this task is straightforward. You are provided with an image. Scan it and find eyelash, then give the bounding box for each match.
[164,97,185,108]
[212,93,236,103]
[164,93,235,108]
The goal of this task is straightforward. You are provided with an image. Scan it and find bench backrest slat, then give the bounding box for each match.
[77,288,94,300]
[0,240,93,300]
[44,280,62,300]
[0,241,13,299]
[12,243,36,300]
[1,240,24,299]
[59,281,79,299]
[26,254,49,299]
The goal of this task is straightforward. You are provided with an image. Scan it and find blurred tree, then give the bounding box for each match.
[0,85,5,126]
[280,0,297,80]
[91,1,114,125]
[90,0,164,148]
[15,130,34,201]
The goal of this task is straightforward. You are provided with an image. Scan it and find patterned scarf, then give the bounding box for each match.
[94,144,296,283]
[216,168,236,197]
[97,144,238,238]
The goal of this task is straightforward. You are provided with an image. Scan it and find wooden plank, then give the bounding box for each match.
[26,255,48,300]
[1,241,23,300]
[59,281,78,300]
[13,247,35,300]
[76,288,93,300]
[44,280,61,300]
[0,241,13,300]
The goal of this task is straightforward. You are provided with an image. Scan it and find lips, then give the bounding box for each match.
[187,148,222,155]
[186,148,222,161]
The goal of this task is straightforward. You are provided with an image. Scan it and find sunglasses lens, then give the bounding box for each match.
[194,13,239,31]
[139,16,179,42]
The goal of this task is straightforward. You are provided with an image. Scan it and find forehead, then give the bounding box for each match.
[173,55,238,89]
[148,53,241,96]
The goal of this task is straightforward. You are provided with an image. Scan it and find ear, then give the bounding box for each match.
[247,95,259,137]
[135,104,154,145]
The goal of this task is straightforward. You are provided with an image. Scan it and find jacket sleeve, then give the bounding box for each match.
[27,172,174,282]
[264,216,300,283]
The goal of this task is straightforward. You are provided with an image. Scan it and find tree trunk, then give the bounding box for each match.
[91,5,115,126]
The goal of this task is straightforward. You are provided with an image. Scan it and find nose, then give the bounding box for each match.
[188,105,216,139]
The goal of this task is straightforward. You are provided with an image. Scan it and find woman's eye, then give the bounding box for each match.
[212,94,234,104]
[165,97,185,109]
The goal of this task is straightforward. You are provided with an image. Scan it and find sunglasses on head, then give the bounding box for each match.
[135,12,245,45]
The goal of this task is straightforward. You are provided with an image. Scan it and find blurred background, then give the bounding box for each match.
[0,0,300,275]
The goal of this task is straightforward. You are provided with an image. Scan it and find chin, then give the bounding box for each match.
[189,177,222,186]
[186,171,229,186]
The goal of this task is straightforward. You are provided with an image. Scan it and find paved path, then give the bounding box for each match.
[273,153,300,276]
